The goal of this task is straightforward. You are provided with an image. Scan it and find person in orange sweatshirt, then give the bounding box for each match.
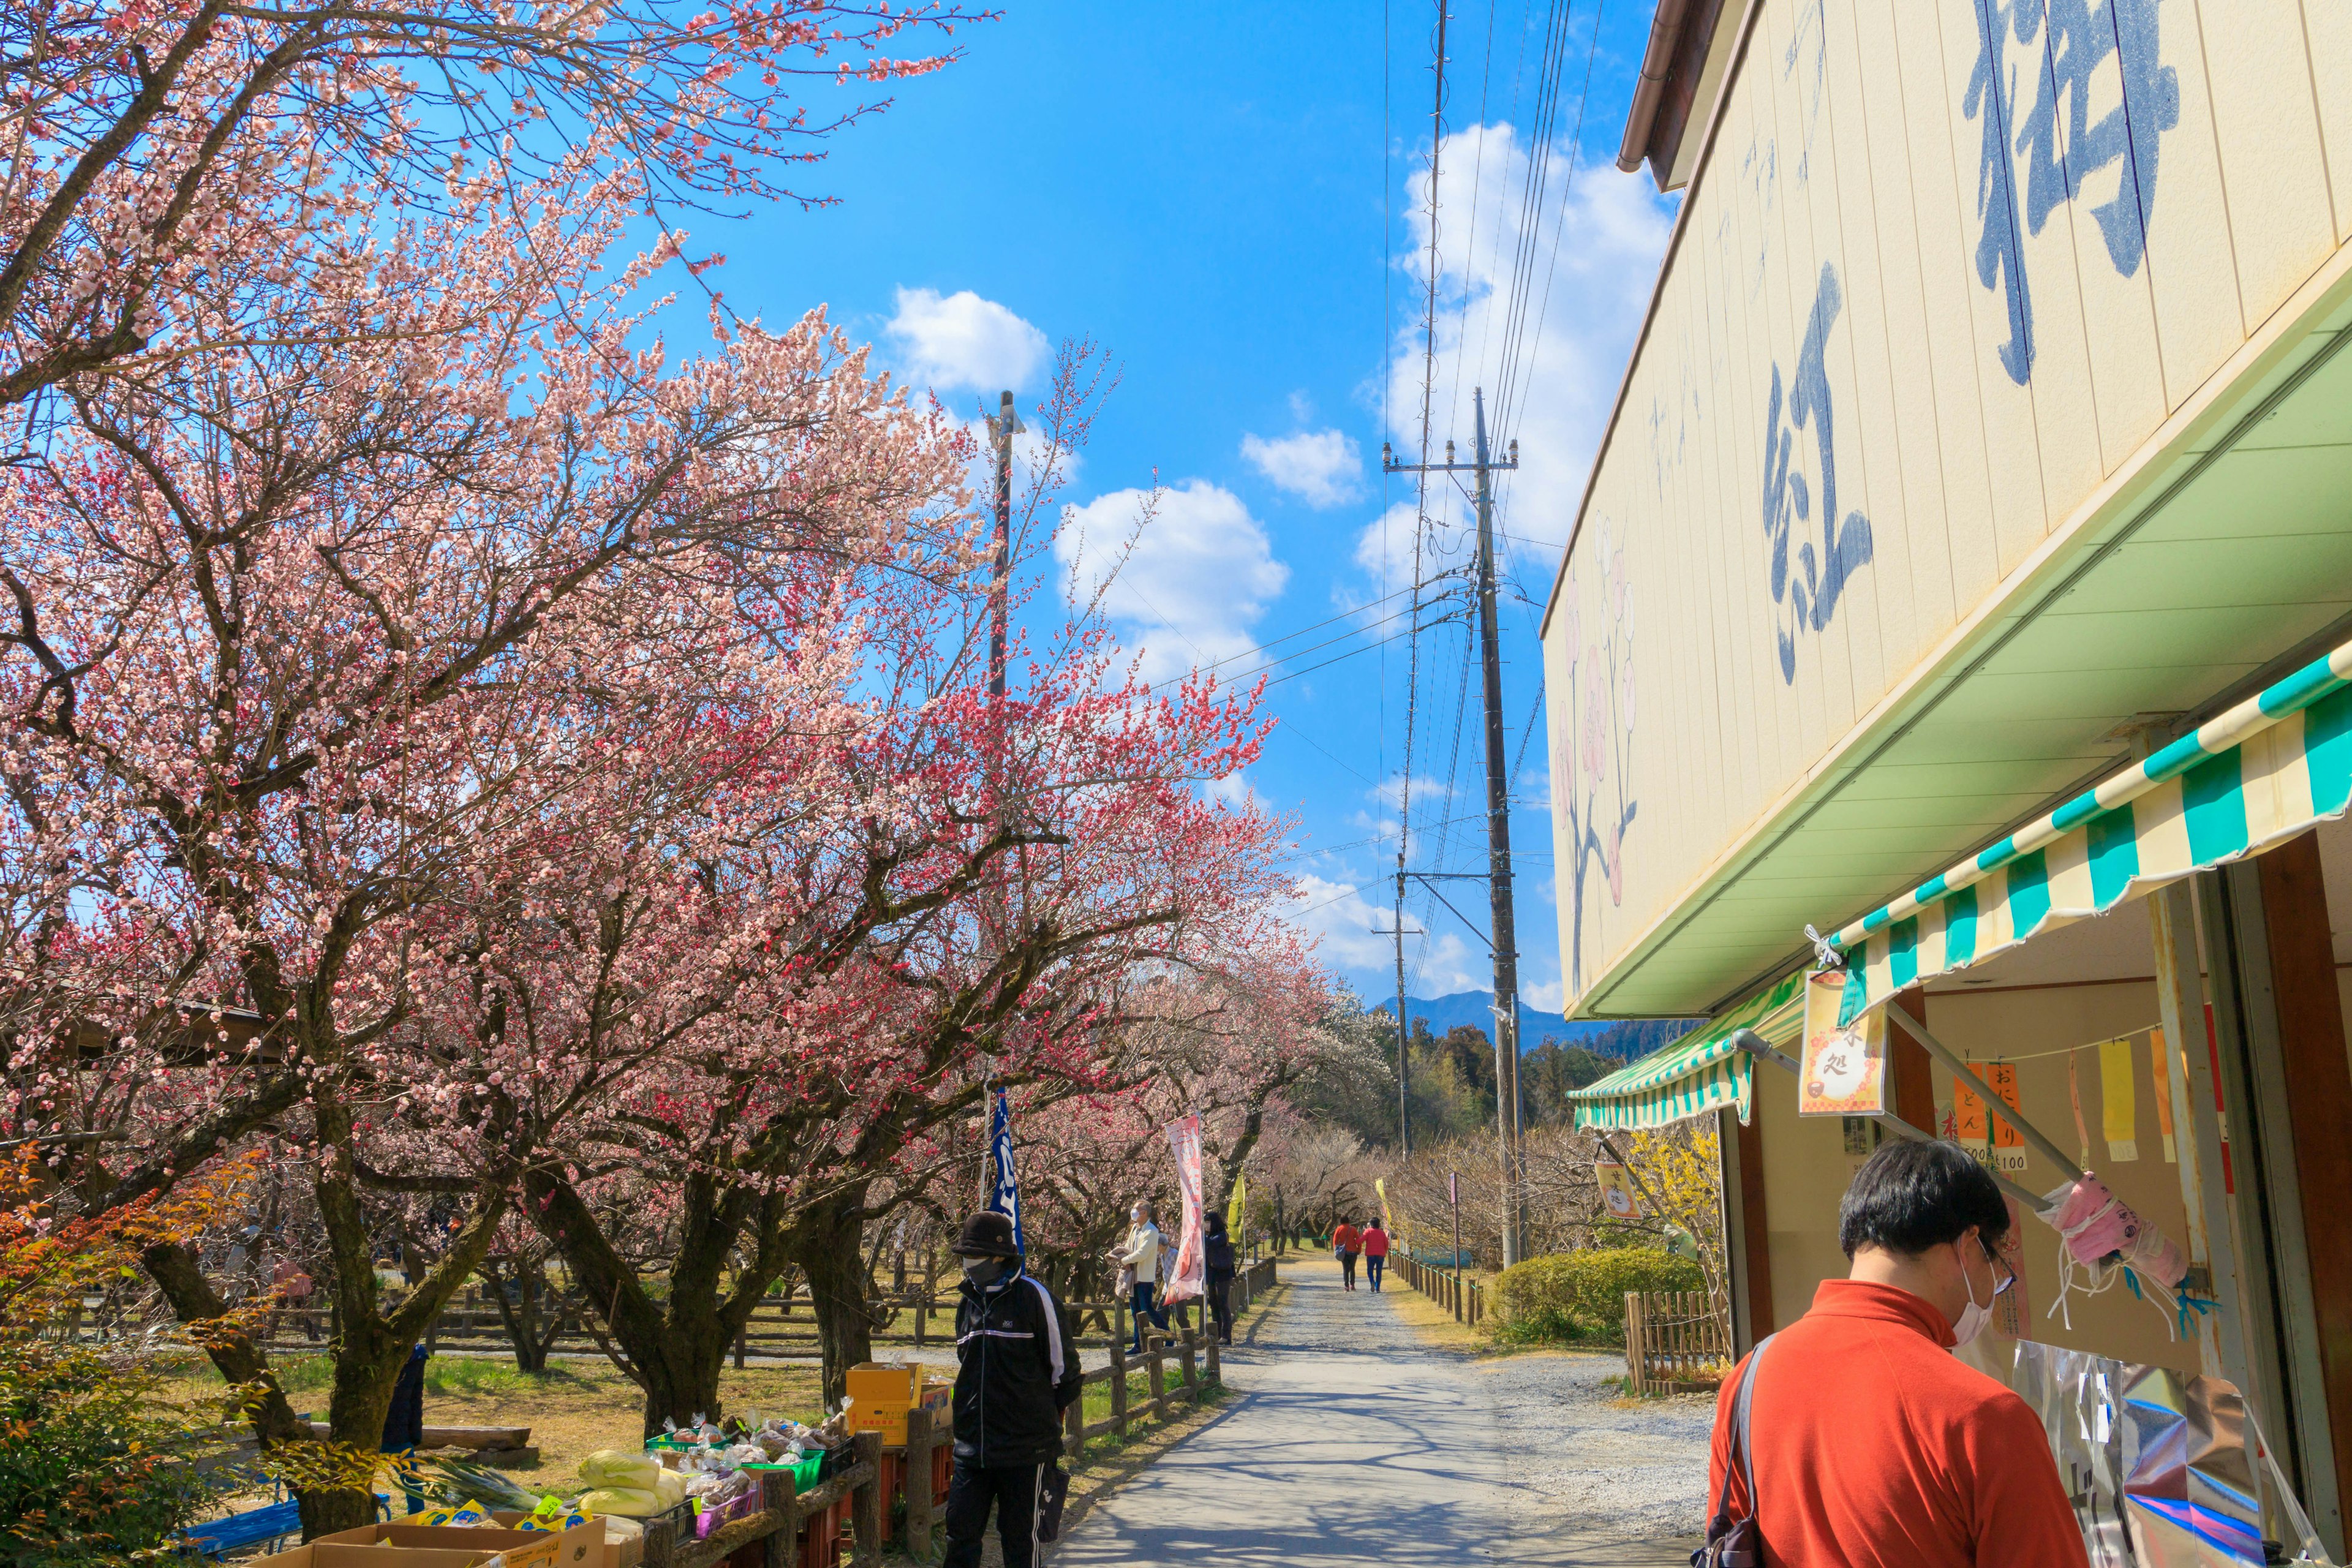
[1359,1219,1391,1292]
[1330,1220,1360,1292]
[1706,1138,2087,1568]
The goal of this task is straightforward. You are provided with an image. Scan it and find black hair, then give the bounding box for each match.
[1838,1139,2009,1259]
[1205,1212,1226,1234]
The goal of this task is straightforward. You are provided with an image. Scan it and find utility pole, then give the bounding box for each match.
[984,390,1024,699]
[1395,867,1411,1155]
[1374,890,1423,1156]
[1382,388,1524,1264]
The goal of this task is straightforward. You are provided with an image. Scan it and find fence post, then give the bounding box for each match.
[1178,1324,1199,1405]
[903,1406,936,1561]
[760,1467,801,1568]
[1205,1325,1220,1384]
[734,1321,747,1370]
[1146,1330,1166,1418]
[1109,1332,1129,1438]
[914,1295,926,1348]
[1063,1390,1083,1464]
[850,1431,882,1566]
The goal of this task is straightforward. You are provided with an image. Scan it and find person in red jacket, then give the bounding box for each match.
[1359,1219,1391,1292]
[1330,1221,1360,1291]
[1706,1139,2087,1568]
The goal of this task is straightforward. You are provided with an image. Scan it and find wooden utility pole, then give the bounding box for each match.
[1382,388,1524,1264]
[984,390,1023,700]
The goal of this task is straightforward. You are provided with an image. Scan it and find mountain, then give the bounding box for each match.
[1370,991,1700,1064]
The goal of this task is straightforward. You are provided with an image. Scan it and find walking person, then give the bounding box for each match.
[944,1212,1081,1568]
[1110,1200,1169,1353]
[1204,1212,1237,1345]
[1700,1140,2087,1568]
[1360,1217,1390,1292]
[1331,1218,1360,1292]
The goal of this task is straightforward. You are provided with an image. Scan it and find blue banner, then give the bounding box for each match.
[987,1088,1024,1254]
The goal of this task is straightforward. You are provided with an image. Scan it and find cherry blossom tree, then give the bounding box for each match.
[0,156,975,1525]
[0,0,971,410]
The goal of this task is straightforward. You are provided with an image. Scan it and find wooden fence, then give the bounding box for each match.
[198,1253,1279,1363]
[1392,1252,1485,1327]
[1621,1289,1728,1395]
[884,1256,1279,1559]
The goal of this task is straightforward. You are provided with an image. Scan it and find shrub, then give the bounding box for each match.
[1491,1247,1703,1344]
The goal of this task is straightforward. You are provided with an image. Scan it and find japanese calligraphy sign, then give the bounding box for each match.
[1798,970,1885,1117]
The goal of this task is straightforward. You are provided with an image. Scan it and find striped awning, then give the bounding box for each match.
[1569,970,1806,1131]
[1830,636,2352,1016]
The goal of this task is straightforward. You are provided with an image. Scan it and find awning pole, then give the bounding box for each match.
[1882,1001,2086,1185]
[1735,1028,2048,1210]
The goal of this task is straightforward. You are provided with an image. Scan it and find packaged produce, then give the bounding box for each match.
[413,1501,501,1528]
[575,1488,664,1519]
[577,1450,663,1491]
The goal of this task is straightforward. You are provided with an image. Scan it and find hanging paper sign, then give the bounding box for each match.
[2098,1038,2139,1163]
[2149,1025,2178,1164]
[1595,1162,1641,1220]
[1163,1115,1205,1303]
[1799,971,1886,1117]
[1955,1063,2027,1172]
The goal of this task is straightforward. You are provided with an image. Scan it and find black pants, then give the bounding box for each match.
[943,1459,1046,1568]
[1338,1250,1357,1289]
[1366,1255,1385,1291]
[1208,1272,1234,1341]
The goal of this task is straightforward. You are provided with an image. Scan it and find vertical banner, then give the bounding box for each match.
[2149,1026,2177,1163]
[1226,1170,1248,1238]
[986,1088,1024,1254]
[1954,1064,2026,1173]
[1800,971,1887,1116]
[1595,1162,1641,1220]
[2098,1038,2139,1163]
[1163,1115,1205,1303]
[1374,1177,1393,1231]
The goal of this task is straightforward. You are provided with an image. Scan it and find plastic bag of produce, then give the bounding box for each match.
[578,1449,664,1490]
[576,1487,666,1518]
[413,1501,500,1528]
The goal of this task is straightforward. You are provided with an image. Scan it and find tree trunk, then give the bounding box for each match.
[523,1166,777,1436]
[793,1188,874,1411]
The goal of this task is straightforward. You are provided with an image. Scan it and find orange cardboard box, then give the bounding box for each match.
[249,1546,497,1568]
[317,1518,601,1568]
[845,1362,950,1446]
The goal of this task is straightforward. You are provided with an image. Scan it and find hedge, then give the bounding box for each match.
[1491,1247,1704,1344]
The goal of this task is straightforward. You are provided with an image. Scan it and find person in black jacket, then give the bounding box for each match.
[1203,1212,1237,1345]
[944,1211,1080,1568]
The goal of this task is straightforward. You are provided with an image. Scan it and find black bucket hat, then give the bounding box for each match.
[951,1210,1021,1259]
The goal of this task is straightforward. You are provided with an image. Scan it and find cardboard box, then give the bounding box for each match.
[844,1363,950,1446]
[486,1512,641,1568]
[316,1518,602,1568]
[249,1547,496,1568]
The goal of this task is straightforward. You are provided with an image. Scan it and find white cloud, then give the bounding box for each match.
[1283,875,1482,995]
[1205,771,1254,809]
[1057,480,1289,684]
[1382,130,1675,566]
[885,287,1049,394]
[1519,977,1566,1012]
[1240,428,1365,507]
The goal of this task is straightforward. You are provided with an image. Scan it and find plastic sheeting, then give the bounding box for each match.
[1962,1340,2333,1566]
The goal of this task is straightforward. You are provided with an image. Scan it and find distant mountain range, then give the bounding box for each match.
[1374,991,1700,1063]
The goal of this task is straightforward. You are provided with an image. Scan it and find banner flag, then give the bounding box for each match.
[1374,1177,1393,1231]
[986,1088,1024,1254]
[1226,1170,1248,1238]
[1595,1162,1642,1220]
[1163,1115,1205,1303]
[1800,971,1886,1117]
[2149,1027,2177,1163]
[2099,1038,2139,1163]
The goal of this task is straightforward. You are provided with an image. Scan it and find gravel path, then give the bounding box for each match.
[1049,1257,1703,1566]
[1474,1346,1716,1542]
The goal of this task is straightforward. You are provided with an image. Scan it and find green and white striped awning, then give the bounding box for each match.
[1569,970,1806,1131]
[1830,635,2352,1017]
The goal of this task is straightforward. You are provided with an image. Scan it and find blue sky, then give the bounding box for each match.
[718,1,1678,1015]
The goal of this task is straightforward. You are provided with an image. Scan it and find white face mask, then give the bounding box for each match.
[1950,1238,1995,1347]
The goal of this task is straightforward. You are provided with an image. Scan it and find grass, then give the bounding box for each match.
[152,1354,826,1489]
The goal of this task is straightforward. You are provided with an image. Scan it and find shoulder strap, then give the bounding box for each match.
[1714,1333,1774,1523]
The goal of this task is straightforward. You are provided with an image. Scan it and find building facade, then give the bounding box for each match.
[1552,0,2352,1555]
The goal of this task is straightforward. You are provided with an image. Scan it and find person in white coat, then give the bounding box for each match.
[1109,1200,1169,1354]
